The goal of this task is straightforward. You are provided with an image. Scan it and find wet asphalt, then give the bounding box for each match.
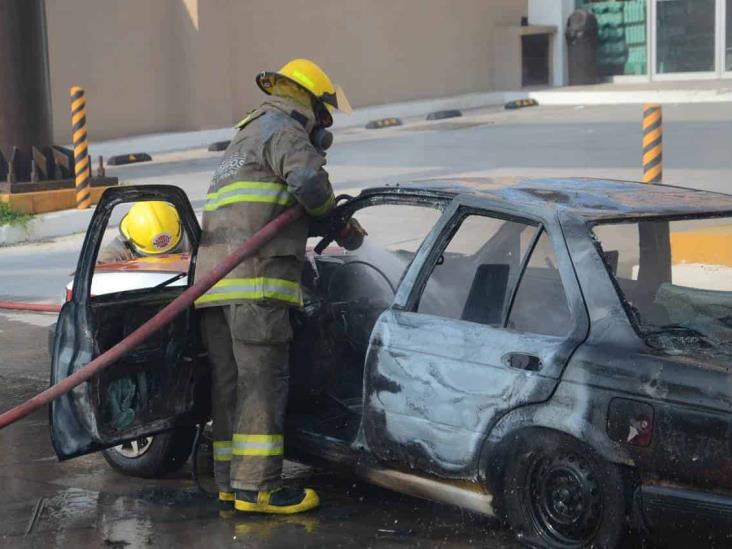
[0,312,520,548]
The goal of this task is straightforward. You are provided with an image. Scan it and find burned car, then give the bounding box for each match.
[50,179,732,548]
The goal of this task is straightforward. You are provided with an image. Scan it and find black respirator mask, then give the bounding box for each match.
[310,127,333,154]
[290,100,334,154]
[311,98,334,154]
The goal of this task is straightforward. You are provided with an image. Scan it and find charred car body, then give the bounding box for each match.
[50,180,732,548]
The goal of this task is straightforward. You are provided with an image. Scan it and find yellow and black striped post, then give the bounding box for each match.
[70,86,92,209]
[642,103,663,183]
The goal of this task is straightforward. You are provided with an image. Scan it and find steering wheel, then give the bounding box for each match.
[326,260,397,300]
[324,260,397,351]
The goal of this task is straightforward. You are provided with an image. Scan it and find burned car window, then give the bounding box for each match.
[593,216,732,349]
[508,230,572,337]
[311,204,444,305]
[417,213,539,325]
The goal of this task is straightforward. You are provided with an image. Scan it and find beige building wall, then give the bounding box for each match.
[46,0,527,143]
[46,0,181,143]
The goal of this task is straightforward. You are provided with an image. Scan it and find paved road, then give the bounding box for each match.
[0,311,522,548]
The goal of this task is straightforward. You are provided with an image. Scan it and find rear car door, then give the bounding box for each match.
[50,185,207,460]
[361,200,589,475]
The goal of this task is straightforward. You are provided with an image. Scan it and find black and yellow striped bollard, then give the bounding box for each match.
[70,86,92,209]
[642,103,663,183]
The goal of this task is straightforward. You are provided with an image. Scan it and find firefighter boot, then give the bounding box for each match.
[234,487,319,514]
[218,491,236,518]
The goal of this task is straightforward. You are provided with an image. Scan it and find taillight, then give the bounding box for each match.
[65,288,72,302]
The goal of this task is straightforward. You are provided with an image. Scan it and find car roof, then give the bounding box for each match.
[363,177,732,220]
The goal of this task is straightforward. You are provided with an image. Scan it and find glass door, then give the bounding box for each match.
[651,0,721,79]
[573,0,728,81]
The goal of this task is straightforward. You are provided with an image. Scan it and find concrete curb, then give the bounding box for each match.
[0,206,128,246]
[0,223,32,246]
[507,88,732,106]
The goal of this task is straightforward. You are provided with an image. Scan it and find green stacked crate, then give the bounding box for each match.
[625,47,646,74]
[578,1,648,76]
[623,1,646,24]
[579,2,626,75]
[624,25,645,45]
[623,1,647,75]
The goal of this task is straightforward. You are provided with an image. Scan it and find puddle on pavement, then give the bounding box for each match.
[1,379,519,548]
[28,488,98,531]
[5,471,521,548]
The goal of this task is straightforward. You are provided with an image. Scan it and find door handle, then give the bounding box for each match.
[503,352,542,372]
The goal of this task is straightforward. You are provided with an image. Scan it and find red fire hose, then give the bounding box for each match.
[0,205,304,430]
[0,301,62,313]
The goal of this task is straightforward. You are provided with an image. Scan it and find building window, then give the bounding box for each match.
[656,0,716,73]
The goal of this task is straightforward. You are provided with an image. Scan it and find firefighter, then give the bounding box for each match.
[194,59,363,515]
[97,201,185,264]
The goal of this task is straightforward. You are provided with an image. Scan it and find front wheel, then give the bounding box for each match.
[102,428,195,478]
[502,430,627,549]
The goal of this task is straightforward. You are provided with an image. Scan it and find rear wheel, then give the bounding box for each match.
[502,430,627,548]
[102,427,195,478]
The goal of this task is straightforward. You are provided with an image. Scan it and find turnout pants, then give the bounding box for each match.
[201,303,292,492]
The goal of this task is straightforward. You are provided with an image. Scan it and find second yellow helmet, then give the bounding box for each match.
[119,201,182,256]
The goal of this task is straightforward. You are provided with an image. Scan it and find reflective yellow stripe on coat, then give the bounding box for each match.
[195,277,302,306]
[232,434,284,456]
[213,441,232,462]
[204,181,295,212]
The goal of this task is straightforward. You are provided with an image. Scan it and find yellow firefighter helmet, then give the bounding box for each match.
[256,58,352,114]
[119,201,182,255]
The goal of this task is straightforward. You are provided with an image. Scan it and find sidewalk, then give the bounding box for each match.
[514,79,732,106]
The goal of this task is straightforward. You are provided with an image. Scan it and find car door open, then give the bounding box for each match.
[50,185,207,460]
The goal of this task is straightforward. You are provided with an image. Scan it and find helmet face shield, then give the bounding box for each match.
[333,84,352,114]
[301,84,352,115]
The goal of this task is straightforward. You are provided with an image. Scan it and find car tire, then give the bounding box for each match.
[502,430,627,549]
[101,428,195,478]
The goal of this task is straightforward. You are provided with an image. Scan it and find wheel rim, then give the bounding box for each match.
[527,452,602,546]
[114,436,154,458]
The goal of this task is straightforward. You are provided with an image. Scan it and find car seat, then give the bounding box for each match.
[461,264,510,325]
